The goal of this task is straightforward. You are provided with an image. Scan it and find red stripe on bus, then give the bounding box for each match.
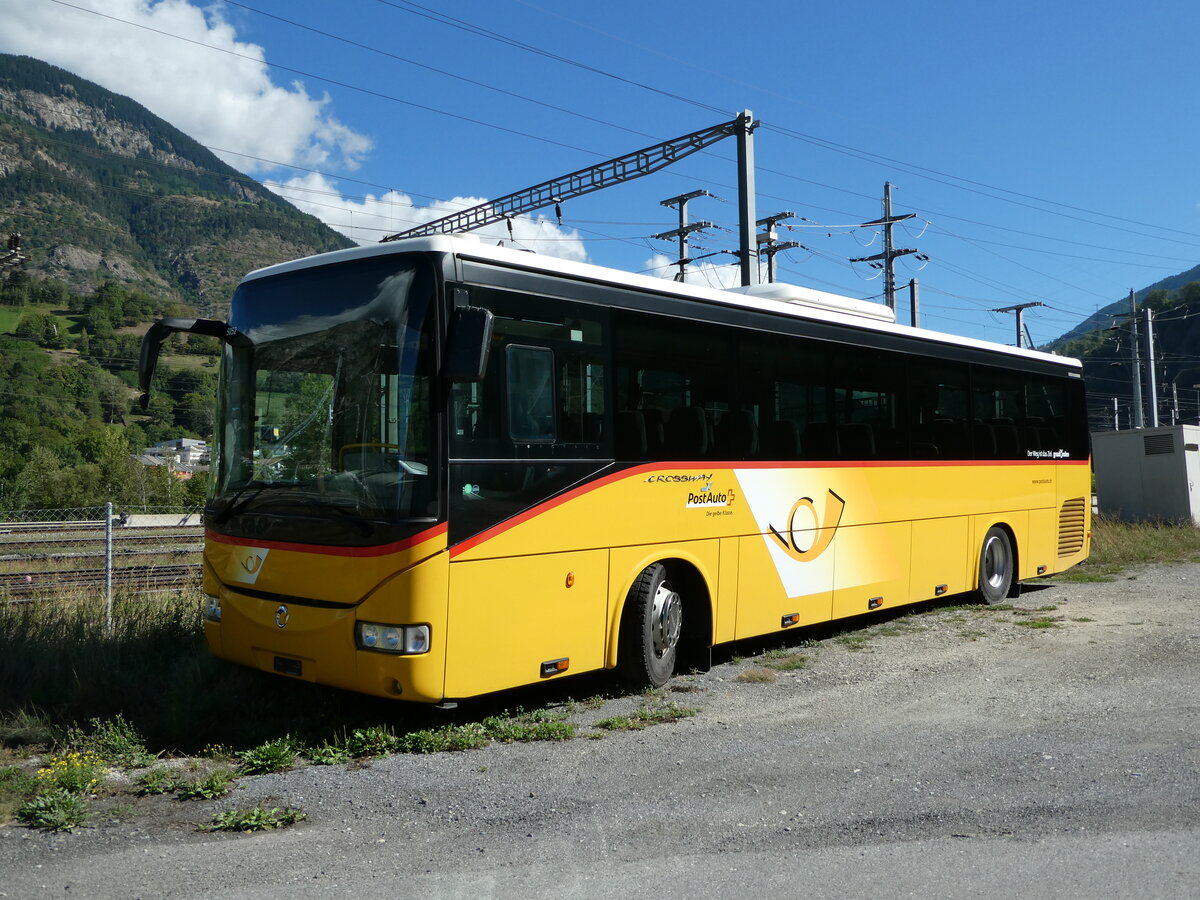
[206,522,447,557]
[447,458,1089,557]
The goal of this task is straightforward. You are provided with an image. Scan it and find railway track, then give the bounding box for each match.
[0,514,204,600]
[1,563,200,599]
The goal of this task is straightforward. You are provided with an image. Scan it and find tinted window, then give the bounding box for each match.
[615,310,732,461]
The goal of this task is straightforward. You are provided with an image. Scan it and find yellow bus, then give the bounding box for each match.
[140,235,1091,703]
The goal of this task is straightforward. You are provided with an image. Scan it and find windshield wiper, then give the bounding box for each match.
[210,481,269,524]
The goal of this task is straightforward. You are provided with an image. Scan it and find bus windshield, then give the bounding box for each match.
[210,254,438,545]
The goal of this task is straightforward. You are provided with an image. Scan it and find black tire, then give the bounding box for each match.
[617,563,683,688]
[978,526,1014,604]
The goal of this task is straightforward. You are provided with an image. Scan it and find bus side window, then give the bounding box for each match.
[506,345,555,443]
[735,331,827,462]
[614,309,732,462]
[451,289,609,461]
[971,365,1023,460]
[911,358,970,460]
[832,346,904,459]
[1026,376,1070,453]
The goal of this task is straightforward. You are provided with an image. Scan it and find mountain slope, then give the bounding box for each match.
[1048,263,1200,349]
[0,53,353,312]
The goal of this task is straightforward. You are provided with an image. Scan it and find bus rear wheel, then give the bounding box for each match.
[617,563,682,688]
[978,526,1014,604]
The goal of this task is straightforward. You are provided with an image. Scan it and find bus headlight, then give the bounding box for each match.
[356,622,430,655]
[204,594,222,622]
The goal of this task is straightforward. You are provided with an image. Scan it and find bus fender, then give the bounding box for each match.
[605,546,716,671]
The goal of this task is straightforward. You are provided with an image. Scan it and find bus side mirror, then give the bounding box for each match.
[444,306,494,382]
[138,317,247,409]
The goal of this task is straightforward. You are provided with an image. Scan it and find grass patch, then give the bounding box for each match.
[1014,617,1061,629]
[0,765,37,822]
[594,701,698,732]
[397,722,490,754]
[480,708,575,743]
[0,709,55,749]
[1063,516,1200,578]
[0,588,431,754]
[835,634,869,651]
[763,651,810,671]
[202,806,306,832]
[1053,571,1117,583]
[736,667,778,683]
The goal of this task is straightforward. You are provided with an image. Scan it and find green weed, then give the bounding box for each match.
[35,750,106,795]
[835,634,869,650]
[399,723,490,754]
[0,765,37,823]
[175,768,235,801]
[342,726,399,759]
[306,743,352,766]
[202,806,306,832]
[239,737,299,775]
[594,702,698,731]
[64,714,155,768]
[16,788,90,832]
[135,768,177,796]
[481,709,575,743]
[199,743,235,762]
[765,652,810,671]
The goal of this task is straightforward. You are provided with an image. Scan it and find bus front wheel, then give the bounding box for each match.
[978,526,1014,604]
[617,563,682,688]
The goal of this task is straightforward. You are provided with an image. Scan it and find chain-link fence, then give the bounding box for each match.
[0,504,203,611]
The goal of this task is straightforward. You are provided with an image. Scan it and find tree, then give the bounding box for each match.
[176,391,215,435]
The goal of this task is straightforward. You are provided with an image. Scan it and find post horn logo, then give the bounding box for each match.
[241,552,265,575]
[275,605,289,628]
[767,489,846,562]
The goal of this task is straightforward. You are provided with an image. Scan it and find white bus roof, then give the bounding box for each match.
[242,234,1080,371]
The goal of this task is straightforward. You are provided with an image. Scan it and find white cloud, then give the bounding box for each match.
[0,0,371,173]
[2,1,591,259]
[268,172,589,261]
[644,252,741,288]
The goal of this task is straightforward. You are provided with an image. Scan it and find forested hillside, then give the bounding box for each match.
[0,53,352,311]
[0,54,354,510]
[0,277,216,509]
[1056,281,1200,430]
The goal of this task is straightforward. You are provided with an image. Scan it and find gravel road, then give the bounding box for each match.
[2,564,1198,898]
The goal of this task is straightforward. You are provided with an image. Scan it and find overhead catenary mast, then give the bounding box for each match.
[381,111,761,286]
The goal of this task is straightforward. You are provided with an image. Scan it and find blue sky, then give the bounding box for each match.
[4,0,1200,347]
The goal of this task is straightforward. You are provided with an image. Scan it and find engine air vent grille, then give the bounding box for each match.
[1058,497,1087,557]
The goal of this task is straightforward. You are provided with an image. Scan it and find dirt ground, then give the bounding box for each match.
[2,564,1198,898]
